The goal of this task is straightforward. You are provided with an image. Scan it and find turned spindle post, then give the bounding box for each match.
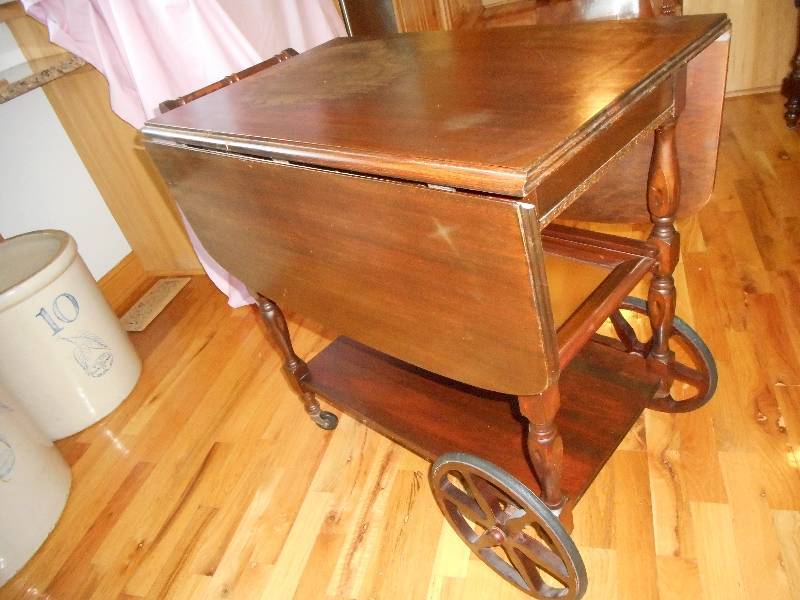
[784,5,800,128]
[519,384,565,511]
[646,117,681,395]
[660,0,680,16]
[255,295,338,430]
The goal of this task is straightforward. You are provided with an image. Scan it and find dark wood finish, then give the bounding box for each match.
[337,0,399,36]
[142,25,724,597]
[519,385,565,510]
[596,297,717,413]
[146,142,560,395]
[255,296,337,429]
[430,455,586,598]
[784,2,800,128]
[305,336,661,510]
[660,0,679,16]
[460,2,727,224]
[144,16,729,202]
[146,134,664,395]
[645,118,681,396]
[561,38,729,223]
[158,49,298,114]
[541,225,658,367]
[534,76,676,224]
[347,0,725,224]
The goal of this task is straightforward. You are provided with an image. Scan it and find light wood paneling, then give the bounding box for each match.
[456,0,797,94]
[6,11,202,274]
[381,0,485,32]
[1,92,798,599]
[684,0,798,93]
[391,0,442,30]
[0,1,23,23]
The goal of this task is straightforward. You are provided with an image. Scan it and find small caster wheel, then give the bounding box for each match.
[311,410,338,430]
[607,296,718,413]
[430,453,587,600]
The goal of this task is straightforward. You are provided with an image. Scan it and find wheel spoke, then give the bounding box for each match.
[440,480,492,528]
[473,529,501,550]
[610,310,648,355]
[502,542,542,593]
[430,454,587,599]
[511,532,570,584]
[669,360,707,389]
[464,471,500,523]
[502,507,534,537]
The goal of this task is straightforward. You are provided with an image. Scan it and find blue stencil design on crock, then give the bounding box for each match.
[0,438,14,482]
[62,330,114,378]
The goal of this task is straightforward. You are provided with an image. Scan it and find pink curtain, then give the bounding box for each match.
[23,0,346,307]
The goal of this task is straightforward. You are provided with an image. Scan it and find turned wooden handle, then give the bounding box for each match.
[158,48,298,114]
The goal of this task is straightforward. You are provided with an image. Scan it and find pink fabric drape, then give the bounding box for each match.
[23,0,346,307]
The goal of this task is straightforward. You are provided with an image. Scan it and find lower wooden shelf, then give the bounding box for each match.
[306,336,661,507]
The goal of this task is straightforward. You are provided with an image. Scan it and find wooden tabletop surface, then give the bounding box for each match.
[145,15,729,197]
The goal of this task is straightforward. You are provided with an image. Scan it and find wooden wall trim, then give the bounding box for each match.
[6,9,203,275]
[97,251,153,315]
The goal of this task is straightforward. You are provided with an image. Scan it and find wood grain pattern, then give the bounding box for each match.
[477,0,797,97]
[379,0,730,223]
[97,252,155,316]
[6,11,202,274]
[3,93,798,600]
[683,0,798,93]
[144,15,729,198]
[306,336,658,509]
[560,38,729,224]
[145,142,559,396]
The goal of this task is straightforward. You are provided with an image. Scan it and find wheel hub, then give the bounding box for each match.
[486,525,506,545]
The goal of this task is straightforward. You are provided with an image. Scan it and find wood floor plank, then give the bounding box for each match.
[690,501,746,600]
[773,509,800,600]
[718,451,793,600]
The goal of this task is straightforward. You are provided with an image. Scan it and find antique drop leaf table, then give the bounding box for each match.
[143,14,730,599]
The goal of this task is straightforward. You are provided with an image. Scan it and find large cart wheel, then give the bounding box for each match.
[430,453,587,600]
[607,296,718,413]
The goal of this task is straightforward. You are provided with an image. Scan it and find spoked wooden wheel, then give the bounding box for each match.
[605,296,718,413]
[430,453,587,599]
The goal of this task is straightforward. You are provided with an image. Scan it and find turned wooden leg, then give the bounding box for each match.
[647,117,681,396]
[785,31,800,128]
[255,295,338,430]
[519,384,565,512]
[659,0,679,16]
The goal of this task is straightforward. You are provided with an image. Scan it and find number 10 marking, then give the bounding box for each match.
[35,293,80,335]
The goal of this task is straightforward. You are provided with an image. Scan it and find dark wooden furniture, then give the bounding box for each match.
[157,49,297,114]
[337,0,398,36]
[784,0,800,128]
[338,0,728,224]
[144,15,729,599]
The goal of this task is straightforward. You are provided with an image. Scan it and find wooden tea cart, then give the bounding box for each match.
[143,15,729,599]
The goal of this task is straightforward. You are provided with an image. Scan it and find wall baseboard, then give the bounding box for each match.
[98,252,153,316]
[724,85,782,98]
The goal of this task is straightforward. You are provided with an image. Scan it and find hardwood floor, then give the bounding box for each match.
[4,92,799,600]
